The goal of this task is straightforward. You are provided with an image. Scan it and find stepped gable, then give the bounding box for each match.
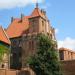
[0,26,10,44]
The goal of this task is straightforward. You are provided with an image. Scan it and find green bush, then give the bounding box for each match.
[27,34,62,75]
[0,44,9,62]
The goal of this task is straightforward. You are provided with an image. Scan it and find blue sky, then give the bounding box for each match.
[0,0,75,50]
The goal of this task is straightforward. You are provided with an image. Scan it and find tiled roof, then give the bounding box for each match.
[30,8,42,18]
[6,7,46,38]
[0,26,10,44]
[6,16,30,38]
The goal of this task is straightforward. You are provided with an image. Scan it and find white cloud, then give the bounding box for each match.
[58,37,75,50]
[55,28,59,34]
[41,3,51,10]
[0,0,44,9]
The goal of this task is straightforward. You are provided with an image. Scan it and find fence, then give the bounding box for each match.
[1,60,75,75]
[61,60,75,75]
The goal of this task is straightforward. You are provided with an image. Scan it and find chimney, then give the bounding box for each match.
[36,3,38,8]
[21,13,24,22]
[11,17,14,23]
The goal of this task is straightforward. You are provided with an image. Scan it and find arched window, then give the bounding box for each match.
[42,20,45,32]
[29,40,34,51]
[32,20,36,32]
[1,64,4,68]
[32,41,34,50]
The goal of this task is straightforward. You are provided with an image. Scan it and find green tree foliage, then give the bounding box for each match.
[27,34,62,75]
[0,44,9,62]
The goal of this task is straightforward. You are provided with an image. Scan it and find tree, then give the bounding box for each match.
[0,44,9,63]
[27,34,62,75]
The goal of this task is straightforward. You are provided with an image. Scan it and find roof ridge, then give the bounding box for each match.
[36,8,41,16]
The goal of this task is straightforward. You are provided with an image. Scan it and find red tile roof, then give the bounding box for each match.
[0,26,10,44]
[6,16,30,38]
[30,8,43,18]
[6,7,46,38]
[30,7,45,19]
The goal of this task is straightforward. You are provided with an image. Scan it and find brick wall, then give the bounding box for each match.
[0,68,35,75]
[61,60,75,75]
[1,60,75,75]
[0,69,17,75]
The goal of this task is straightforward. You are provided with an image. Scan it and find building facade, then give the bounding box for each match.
[6,4,55,69]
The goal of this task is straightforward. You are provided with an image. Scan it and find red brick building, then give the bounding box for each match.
[1,3,75,71]
[6,4,56,69]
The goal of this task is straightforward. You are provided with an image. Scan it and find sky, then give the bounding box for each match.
[0,0,75,50]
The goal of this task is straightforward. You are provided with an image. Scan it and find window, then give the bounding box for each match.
[1,64,4,68]
[32,20,36,32]
[42,20,45,32]
[59,51,64,60]
[29,40,34,51]
[50,34,52,39]
[42,21,44,26]
[12,39,17,46]
[29,41,32,50]
[32,41,34,50]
